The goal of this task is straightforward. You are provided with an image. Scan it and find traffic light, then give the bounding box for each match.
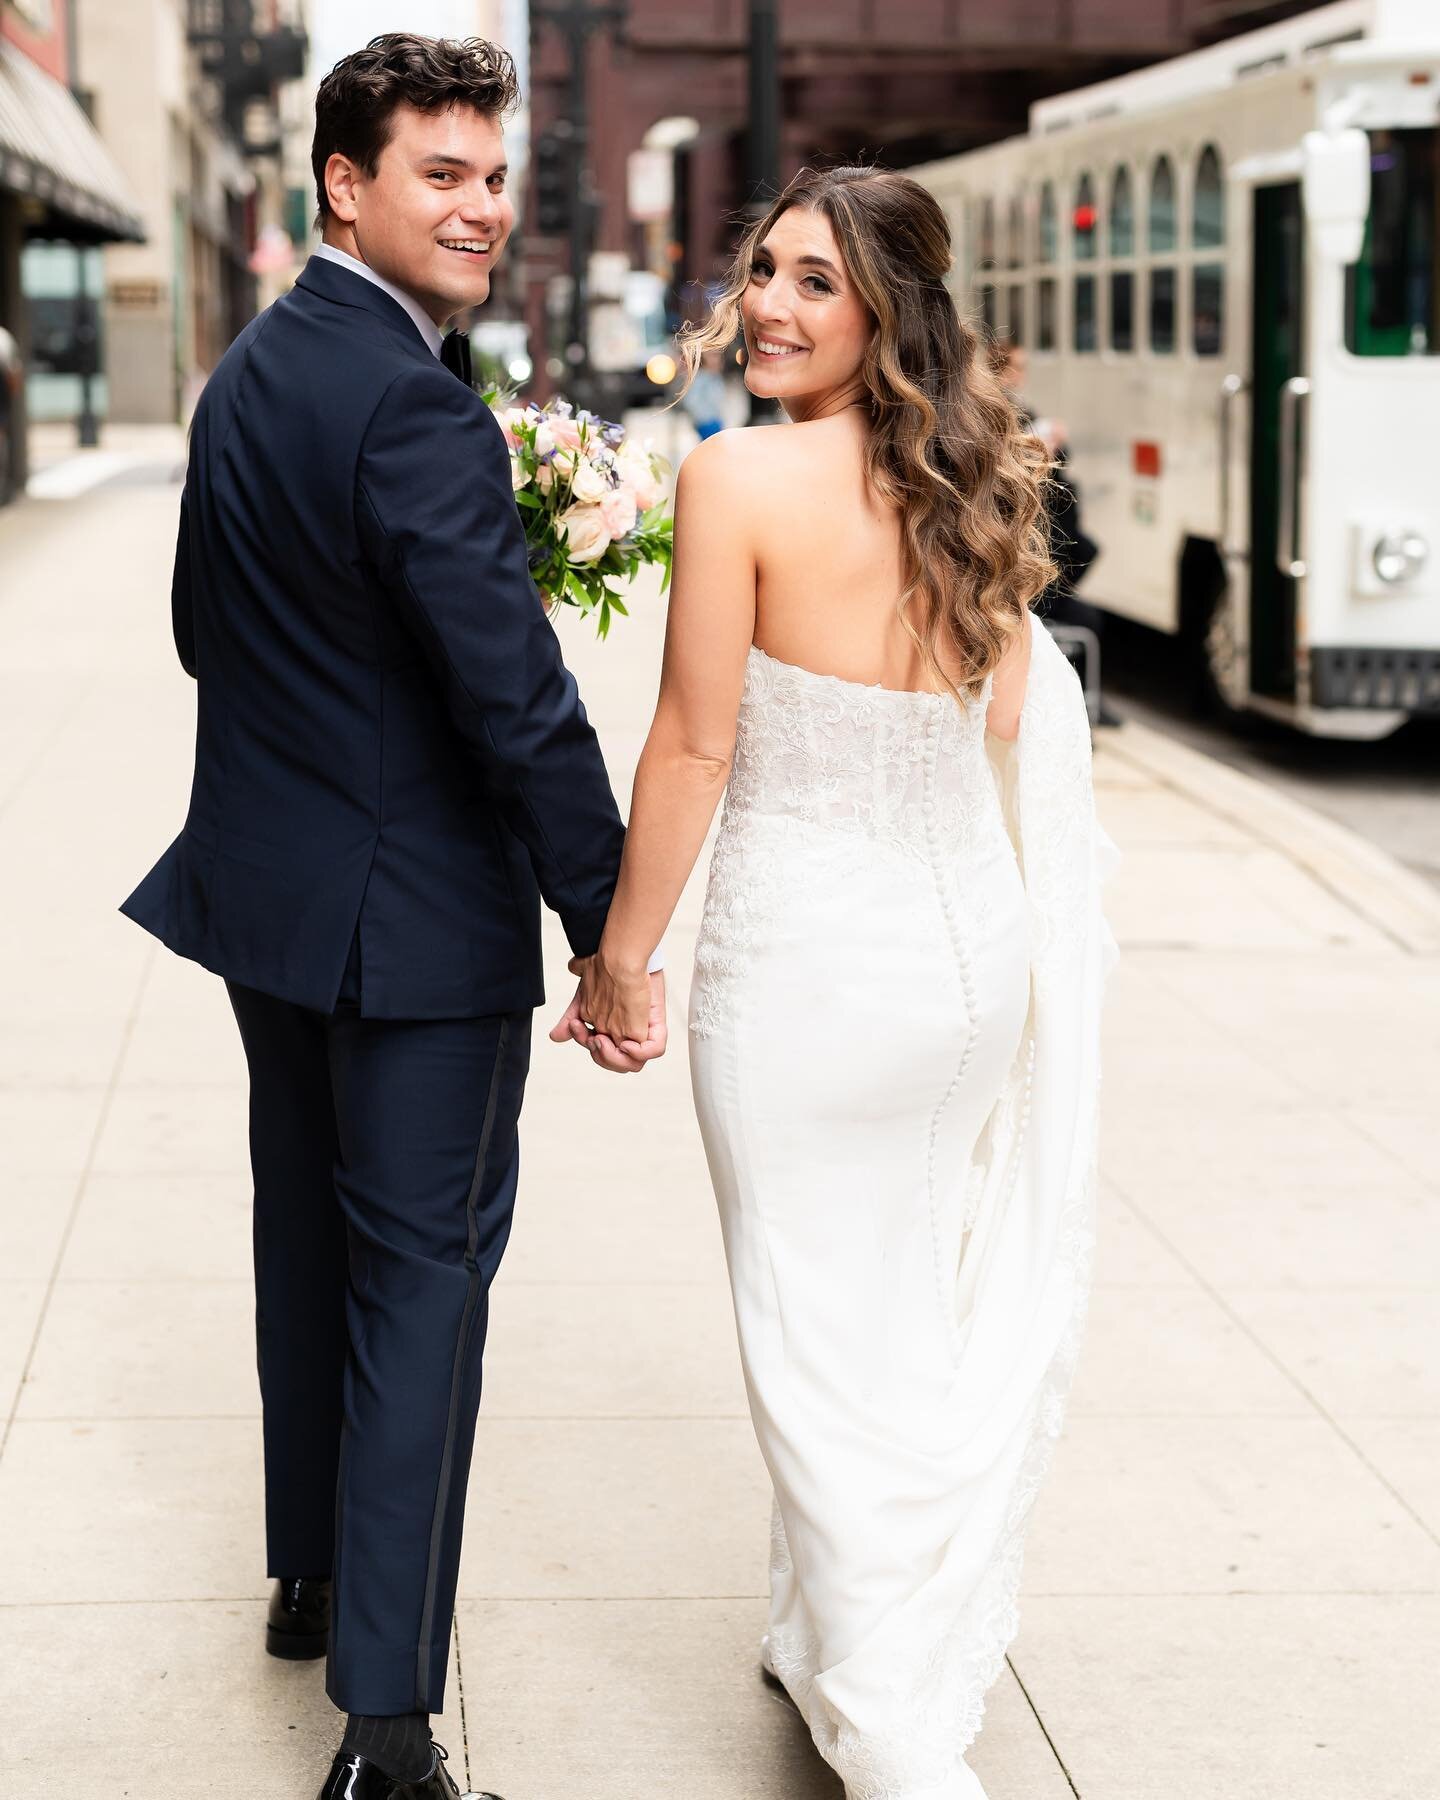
[533,128,574,236]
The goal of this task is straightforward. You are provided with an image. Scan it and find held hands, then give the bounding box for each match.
[547,951,668,1074]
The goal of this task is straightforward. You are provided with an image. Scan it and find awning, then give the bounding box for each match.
[0,41,144,243]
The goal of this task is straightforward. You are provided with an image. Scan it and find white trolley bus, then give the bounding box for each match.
[915,0,1440,737]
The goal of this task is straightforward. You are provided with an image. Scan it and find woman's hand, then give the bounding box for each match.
[548,956,668,1073]
[574,946,652,1049]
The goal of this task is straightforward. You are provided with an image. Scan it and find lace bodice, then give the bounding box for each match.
[691,647,1014,1040]
[722,645,1000,859]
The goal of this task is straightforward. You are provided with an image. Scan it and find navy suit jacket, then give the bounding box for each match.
[121,255,625,1018]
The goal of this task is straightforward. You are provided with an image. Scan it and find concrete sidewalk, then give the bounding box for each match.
[1,456,1436,1799]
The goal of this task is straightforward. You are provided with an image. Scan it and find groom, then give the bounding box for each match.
[122,33,662,1800]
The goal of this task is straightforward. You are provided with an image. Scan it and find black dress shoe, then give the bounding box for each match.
[265,1575,331,1660]
[316,1742,503,1799]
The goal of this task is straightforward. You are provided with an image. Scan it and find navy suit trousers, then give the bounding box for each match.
[226,969,531,1715]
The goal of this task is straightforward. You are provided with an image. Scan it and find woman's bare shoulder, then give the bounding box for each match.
[677,423,801,487]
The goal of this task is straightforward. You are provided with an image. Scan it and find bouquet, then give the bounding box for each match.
[485,393,673,637]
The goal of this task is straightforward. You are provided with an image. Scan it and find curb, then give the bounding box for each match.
[1099,719,1440,957]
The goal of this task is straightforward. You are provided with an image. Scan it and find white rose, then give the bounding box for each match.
[536,460,556,495]
[533,421,557,457]
[510,454,528,492]
[558,502,611,564]
[569,456,609,505]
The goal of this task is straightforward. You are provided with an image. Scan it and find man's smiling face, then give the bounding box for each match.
[323,102,514,325]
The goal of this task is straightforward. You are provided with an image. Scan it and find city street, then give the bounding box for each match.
[1,441,1438,1799]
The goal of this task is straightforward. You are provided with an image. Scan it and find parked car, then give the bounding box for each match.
[0,324,20,505]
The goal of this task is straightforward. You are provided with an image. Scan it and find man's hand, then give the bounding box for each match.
[548,963,668,1074]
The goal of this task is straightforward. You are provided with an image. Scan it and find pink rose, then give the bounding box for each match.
[600,486,638,538]
[618,451,662,514]
[550,416,583,451]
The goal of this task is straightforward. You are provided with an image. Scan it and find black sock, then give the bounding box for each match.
[341,1711,432,1782]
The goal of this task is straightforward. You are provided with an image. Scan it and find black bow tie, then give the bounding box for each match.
[440,329,472,387]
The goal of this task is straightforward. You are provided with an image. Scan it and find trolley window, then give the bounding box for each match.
[1345,127,1440,355]
[1112,270,1135,352]
[1038,183,1057,264]
[1192,146,1225,356]
[1037,277,1057,350]
[1150,269,1177,354]
[1110,166,1135,352]
[1007,196,1024,270]
[1194,145,1223,248]
[1148,156,1177,354]
[1073,173,1098,352]
[1110,166,1135,256]
[1148,155,1177,251]
[1006,283,1024,344]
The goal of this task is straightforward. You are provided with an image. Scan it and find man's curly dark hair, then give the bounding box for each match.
[311,33,520,223]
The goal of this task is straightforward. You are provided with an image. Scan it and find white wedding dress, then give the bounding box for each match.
[689,614,1116,1800]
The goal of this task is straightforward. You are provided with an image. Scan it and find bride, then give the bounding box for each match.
[552,163,1115,1799]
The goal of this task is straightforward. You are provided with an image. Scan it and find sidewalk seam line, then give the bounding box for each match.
[1004,1652,1082,1797]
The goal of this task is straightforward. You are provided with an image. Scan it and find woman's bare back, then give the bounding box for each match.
[738,411,1030,733]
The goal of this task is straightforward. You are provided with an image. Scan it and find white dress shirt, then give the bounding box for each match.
[309,243,665,983]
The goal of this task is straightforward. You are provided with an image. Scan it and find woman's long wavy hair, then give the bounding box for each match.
[677,165,1055,696]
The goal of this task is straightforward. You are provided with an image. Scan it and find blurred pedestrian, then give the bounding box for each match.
[680,346,728,440]
[990,335,1113,722]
